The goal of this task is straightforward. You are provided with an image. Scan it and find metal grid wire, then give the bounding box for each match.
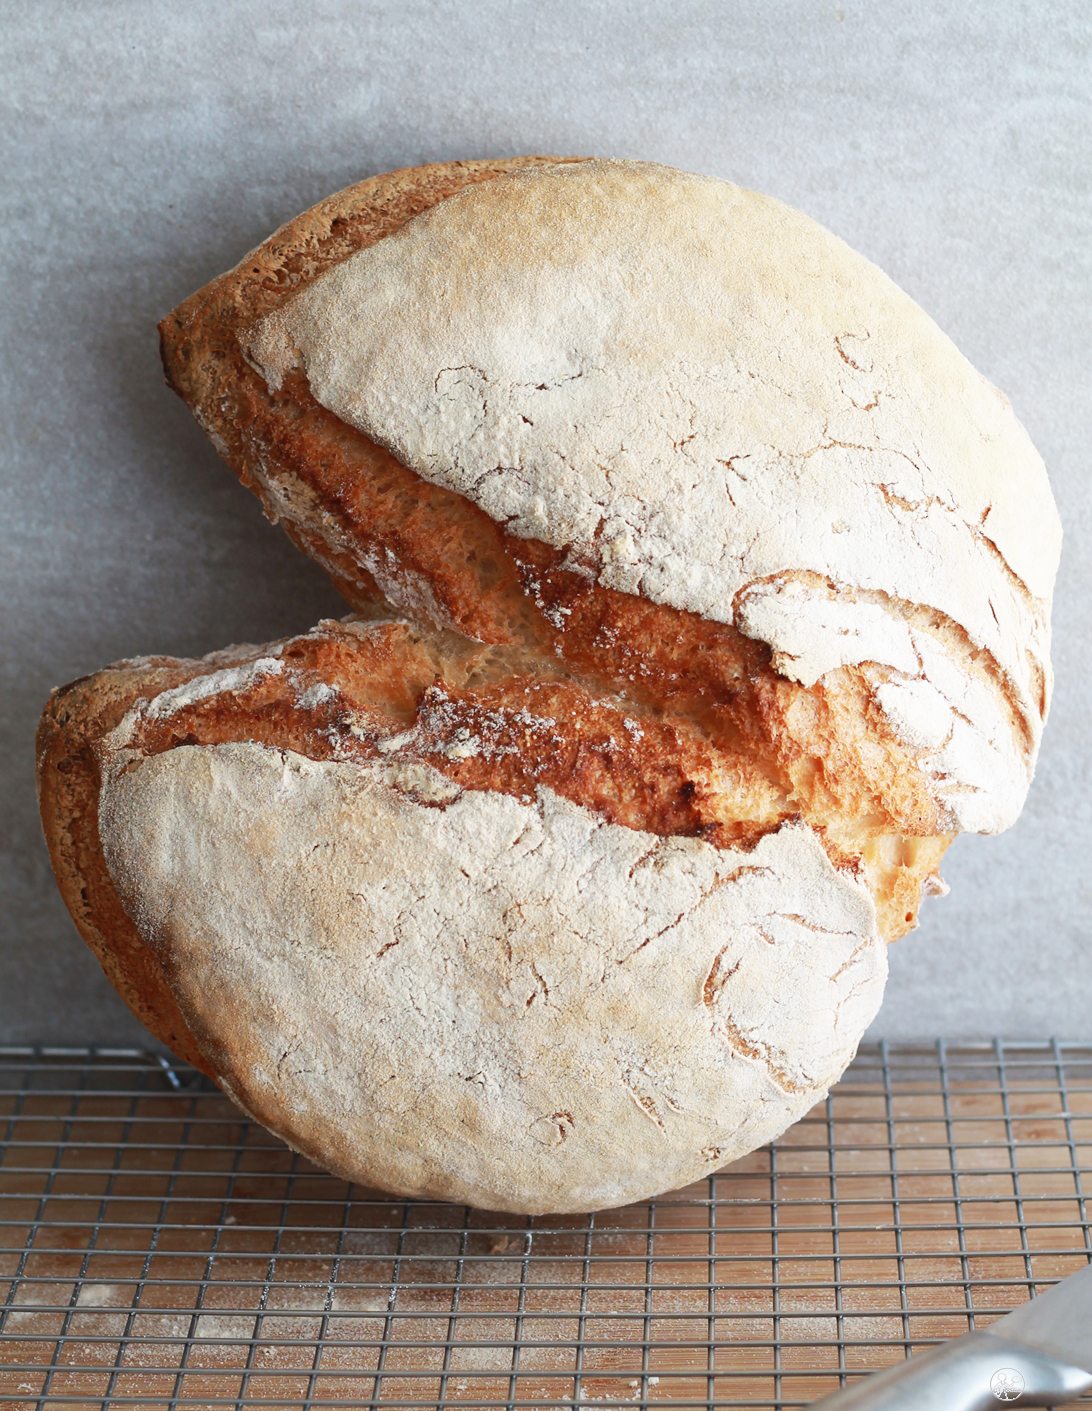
[1,1042,1090,1410]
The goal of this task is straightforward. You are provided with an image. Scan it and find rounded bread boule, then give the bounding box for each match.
[43,619,887,1212]
[37,157,1061,1213]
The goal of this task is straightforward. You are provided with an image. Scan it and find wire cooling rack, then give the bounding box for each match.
[1,1042,1090,1411]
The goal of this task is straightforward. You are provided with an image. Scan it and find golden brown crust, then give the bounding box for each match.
[36,664,213,1073]
[52,618,790,848]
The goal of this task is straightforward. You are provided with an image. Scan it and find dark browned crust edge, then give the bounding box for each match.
[37,662,219,1074]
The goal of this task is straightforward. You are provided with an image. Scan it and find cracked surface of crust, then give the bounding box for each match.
[102,749,886,1214]
[51,621,885,1213]
[162,157,1059,843]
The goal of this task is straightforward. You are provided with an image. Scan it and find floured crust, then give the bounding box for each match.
[161,158,1059,841]
[101,746,886,1213]
[41,618,889,1212]
[159,157,575,641]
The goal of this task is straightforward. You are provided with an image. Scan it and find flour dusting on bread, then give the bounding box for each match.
[99,739,886,1213]
[247,160,1058,832]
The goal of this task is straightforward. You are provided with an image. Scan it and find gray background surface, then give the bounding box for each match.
[2,1,1089,1044]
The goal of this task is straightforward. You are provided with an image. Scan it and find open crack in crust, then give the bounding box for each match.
[159,157,1055,852]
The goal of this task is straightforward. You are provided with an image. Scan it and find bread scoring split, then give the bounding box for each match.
[237,159,1057,836]
[36,157,1060,1212]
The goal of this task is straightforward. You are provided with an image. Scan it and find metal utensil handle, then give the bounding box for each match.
[809,1330,1092,1409]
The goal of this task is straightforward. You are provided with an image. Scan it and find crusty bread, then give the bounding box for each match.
[37,157,1060,1212]
[161,158,1059,848]
[40,617,892,1212]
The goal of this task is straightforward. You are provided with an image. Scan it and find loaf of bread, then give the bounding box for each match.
[38,158,1061,1213]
